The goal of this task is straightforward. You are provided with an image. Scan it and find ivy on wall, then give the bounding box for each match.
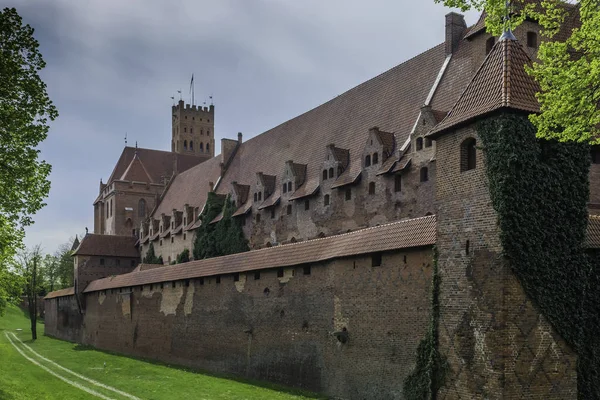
[403,247,447,400]
[143,243,163,264]
[192,193,249,260]
[477,113,599,399]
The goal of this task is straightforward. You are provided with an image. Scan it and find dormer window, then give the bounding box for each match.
[416,137,423,151]
[486,37,495,54]
[365,155,371,167]
[527,31,538,48]
[372,152,378,164]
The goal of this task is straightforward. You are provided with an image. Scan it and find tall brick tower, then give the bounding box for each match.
[172,99,215,157]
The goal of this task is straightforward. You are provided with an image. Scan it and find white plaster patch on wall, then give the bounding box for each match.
[234,273,247,293]
[141,285,157,298]
[278,268,295,283]
[160,285,183,316]
[184,284,195,315]
[120,294,131,316]
[333,295,349,331]
[98,292,106,305]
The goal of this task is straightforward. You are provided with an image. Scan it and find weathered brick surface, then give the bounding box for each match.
[435,123,577,399]
[44,295,82,342]
[55,249,432,399]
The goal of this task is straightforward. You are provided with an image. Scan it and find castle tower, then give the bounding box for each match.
[172,100,215,157]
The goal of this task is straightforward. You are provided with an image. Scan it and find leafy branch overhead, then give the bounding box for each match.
[0,7,57,262]
[435,0,600,143]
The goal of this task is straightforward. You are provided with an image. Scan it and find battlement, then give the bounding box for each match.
[172,100,214,114]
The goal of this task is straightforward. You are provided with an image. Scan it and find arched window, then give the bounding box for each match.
[184,140,188,150]
[283,183,287,193]
[486,37,495,54]
[254,193,258,202]
[368,182,376,195]
[206,143,210,152]
[190,141,194,150]
[200,142,204,151]
[373,152,379,164]
[184,127,187,133]
[258,192,262,201]
[324,194,330,206]
[527,31,538,48]
[323,170,328,180]
[190,128,193,134]
[420,167,429,182]
[365,155,371,167]
[110,199,113,216]
[207,129,210,136]
[461,138,477,171]
[138,199,146,217]
[394,175,402,192]
[287,182,292,192]
[416,137,423,151]
[337,166,343,176]
[328,168,334,178]
[125,218,132,229]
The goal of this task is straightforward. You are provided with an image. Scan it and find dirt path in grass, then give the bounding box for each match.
[5,332,141,400]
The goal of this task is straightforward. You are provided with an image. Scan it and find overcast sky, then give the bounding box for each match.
[13,0,479,254]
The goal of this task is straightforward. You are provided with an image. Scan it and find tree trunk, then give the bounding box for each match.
[30,258,37,340]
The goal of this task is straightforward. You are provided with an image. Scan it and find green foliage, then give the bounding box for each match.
[0,266,23,316]
[435,0,600,143]
[176,248,190,264]
[143,243,162,264]
[404,247,447,400]
[192,192,225,260]
[193,193,249,260]
[478,113,599,399]
[0,8,57,264]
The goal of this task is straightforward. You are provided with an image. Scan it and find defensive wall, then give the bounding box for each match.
[45,217,437,400]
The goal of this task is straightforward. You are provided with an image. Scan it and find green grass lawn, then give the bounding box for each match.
[0,305,324,400]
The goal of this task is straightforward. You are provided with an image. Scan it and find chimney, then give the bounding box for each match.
[221,136,239,169]
[445,12,466,55]
[238,132,243,144]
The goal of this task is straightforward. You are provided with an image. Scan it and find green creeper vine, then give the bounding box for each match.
[192,193,249,260]
[403,247,447,400]
[477,113,599,399]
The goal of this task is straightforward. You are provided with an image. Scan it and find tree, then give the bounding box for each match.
[192,192,225,260]
[18,245,43,340]
[142,242,162,264]
[176,248,190,264]
[0,8,57,265]
[0,264,23,316]
[435,0,600,143]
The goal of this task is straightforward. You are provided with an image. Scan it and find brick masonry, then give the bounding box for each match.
[47,248,432,400]
[434,122,577,399]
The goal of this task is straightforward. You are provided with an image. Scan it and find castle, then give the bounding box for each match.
[45,7,598,399]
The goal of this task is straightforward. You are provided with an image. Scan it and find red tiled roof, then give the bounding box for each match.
[152,156,222,218]
[106,147,206,187]
[120,154,153,183]
[73,234,139,258]
[258,192,281,210]
[289,178,320,201]
[392,157,412,173]
[214,44,447,199]
[44,287,74,299]
[429,34,540,137]
[83,215,437,292]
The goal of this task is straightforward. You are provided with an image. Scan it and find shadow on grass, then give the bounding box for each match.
[70,344,326,399]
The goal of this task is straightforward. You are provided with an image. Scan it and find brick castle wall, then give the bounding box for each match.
[49,248,433,400]
[434,123,577,399]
